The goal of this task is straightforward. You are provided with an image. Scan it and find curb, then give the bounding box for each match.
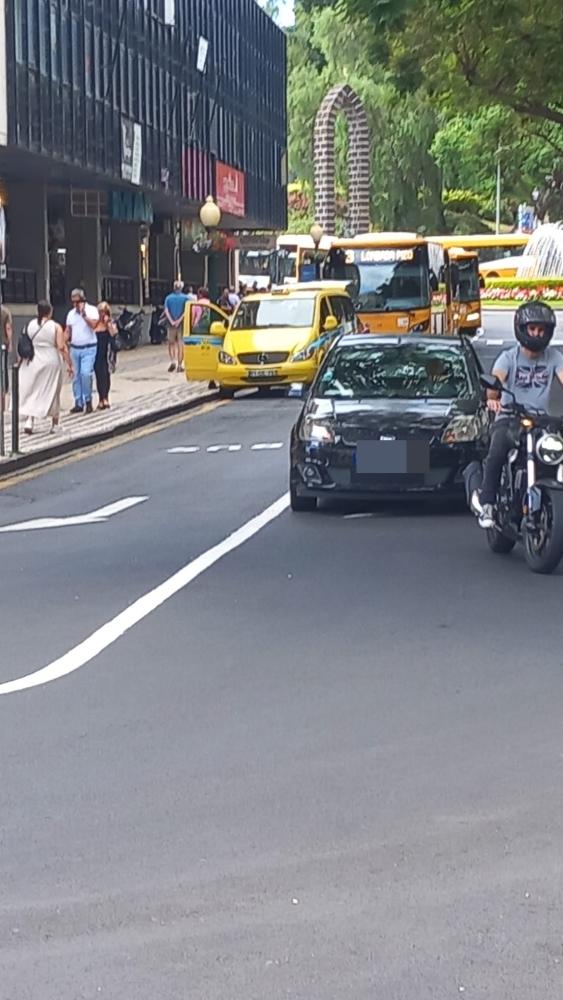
[0,389,218,477]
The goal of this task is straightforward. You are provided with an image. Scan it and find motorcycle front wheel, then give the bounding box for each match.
[523,488,563,574]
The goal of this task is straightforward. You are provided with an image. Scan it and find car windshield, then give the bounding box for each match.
[231,296,315,329]
[317,344,472,400]
[323,245,430,312]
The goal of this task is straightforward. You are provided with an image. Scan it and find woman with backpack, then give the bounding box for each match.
[18,300,71,435]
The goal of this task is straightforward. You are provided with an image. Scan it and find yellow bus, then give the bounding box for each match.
[445,248,482,335]
[322,232,433,334]
[430,233,530,279]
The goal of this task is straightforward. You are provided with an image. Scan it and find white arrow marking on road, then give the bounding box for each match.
[251,442,284,450]
[0,493,289,696]
[167,446,201,454]
[0,496,149,533]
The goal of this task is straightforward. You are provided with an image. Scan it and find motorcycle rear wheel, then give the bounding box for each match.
[523,489,563,574]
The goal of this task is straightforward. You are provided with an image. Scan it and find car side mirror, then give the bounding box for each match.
[210,321,228,337]
[480,373,503,392]
[323,315,338,333]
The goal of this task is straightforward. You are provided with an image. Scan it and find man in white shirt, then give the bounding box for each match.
[65,289,99,413]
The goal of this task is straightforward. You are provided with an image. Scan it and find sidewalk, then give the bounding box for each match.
[0,344,214,472]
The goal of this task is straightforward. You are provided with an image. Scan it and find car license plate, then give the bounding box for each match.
[247,369,279,379]
[355,440,429,475]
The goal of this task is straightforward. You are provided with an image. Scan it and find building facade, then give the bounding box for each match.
[0,0,287,317]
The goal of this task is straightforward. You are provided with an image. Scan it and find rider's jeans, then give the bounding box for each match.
[481,418,518,504]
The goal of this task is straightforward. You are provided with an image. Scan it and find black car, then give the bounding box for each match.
[289,335,490,510]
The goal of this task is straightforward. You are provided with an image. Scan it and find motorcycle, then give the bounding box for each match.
[114,308,145,351]
[465,373,563,574]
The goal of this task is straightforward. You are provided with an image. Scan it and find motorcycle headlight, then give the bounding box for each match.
[299,415,335,444]
[218,351,236,365]
[536,432,563,465]
[441,415,480,444]
[292,343,316,363]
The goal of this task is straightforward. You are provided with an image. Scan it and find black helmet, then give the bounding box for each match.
[514,301,557,352]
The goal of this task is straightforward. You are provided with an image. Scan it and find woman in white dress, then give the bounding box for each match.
[19,301,71,435]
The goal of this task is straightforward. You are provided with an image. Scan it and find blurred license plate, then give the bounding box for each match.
[248,369,278,379]
[355,440,429,475]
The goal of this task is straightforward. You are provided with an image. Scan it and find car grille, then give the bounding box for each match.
[238,352,289,365]
[340,426,438,448]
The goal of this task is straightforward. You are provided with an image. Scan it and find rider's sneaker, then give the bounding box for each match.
[470,490,495,529]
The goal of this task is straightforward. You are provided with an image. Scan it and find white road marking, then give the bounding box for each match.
[251,442,284,451]
[207,444,242,452]
[0,493,290,696]
[0,497,148,534]
[167,446,200,454]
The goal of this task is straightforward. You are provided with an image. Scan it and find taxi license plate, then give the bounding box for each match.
[248,369,278,379]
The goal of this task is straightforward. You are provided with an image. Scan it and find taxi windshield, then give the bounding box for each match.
[232,296,315,329]
[323,245,430,313]
[318,344,471,400]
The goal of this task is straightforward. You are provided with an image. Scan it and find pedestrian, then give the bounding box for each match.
[218,286,232,314]
[65,288,99,414]
[19,300,70,435]
[228,287,241,310]
[163,279,188,373]
[94,301,117,410]
[1,303,12,410]
[185,284,197,302]
[192,287,211,333]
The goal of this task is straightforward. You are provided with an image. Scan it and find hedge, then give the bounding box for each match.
[484,277,563,289]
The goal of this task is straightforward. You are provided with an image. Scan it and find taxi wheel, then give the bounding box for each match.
[218,387,235,399]
[290,483,317,512]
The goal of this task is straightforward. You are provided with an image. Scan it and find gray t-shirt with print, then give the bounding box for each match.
[494,344,563,415]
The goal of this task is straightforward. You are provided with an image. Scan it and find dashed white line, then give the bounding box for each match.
[167,446,201,454]
[207,444,242,453]
[250,442,284,451]
[0,493,290,696]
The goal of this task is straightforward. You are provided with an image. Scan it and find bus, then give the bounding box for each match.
[443,247,482,336]
[237,248,273,290]
[271,233,335,286]
[429,233,530,279]
[322,232,434,334]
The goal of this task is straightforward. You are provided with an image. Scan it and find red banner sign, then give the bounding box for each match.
[216,162,246,217]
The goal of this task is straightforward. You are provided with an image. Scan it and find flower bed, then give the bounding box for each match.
[484,278,563,303]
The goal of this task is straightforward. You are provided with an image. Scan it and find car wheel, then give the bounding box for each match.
[218,386,235,399]
[290,482,317,512]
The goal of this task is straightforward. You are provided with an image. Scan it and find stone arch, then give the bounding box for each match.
[314,84,371,235]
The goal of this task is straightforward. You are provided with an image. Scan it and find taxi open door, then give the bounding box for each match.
[183,302,229,382]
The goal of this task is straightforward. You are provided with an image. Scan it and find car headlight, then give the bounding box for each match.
[299,415,335,444]
[218,351,236,365]
[536,432,563,465]
[441,414,481,444]
[292,343,316,363]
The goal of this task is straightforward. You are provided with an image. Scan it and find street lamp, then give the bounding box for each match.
[309,222,324,279]
[495,145,509,236]
[199,197,222,295]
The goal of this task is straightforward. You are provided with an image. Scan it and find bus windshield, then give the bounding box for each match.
[239,250,273,279]
[324,245,430,313]
[457,260,480,302]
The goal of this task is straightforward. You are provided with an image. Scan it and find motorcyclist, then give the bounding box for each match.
[471,301,563,528]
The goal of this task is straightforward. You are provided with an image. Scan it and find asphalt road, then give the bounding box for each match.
[1,393,563,999]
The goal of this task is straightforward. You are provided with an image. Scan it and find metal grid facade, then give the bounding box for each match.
[5,0,287,228]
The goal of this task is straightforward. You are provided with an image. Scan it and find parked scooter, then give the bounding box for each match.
[114,308,145,351]
[149,305,167,345]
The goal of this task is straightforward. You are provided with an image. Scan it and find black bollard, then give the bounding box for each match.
[11,362,19,455]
